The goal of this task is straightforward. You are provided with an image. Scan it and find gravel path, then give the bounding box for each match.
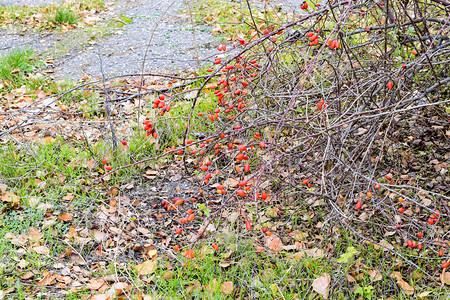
[54,0,219,79]
[1,0,299,80]
[0,0,220,80]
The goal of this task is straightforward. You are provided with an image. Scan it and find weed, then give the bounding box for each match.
[50,8,79,25]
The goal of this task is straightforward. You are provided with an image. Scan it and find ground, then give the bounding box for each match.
[1,0,450,299]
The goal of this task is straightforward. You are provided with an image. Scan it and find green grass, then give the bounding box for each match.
[0,49,39,85]
[50,8,79,25]
[0,0,105,31]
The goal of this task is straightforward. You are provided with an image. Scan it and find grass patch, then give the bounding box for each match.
[50,8,79,25]
[0,0,105,31]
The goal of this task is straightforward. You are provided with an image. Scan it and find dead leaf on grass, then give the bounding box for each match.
[368,269,383,282]
[135,260,157,275]
[391,271,414,295]
[312,272,331,299]
[36,270,55,286]
[90,295,111,300]
[221,281,233,295]
[440,270,450,285]
[32,246,50,255]
[59,213,73,222]
[265,235,283,252]
[1,191,19,204]
[86,278,106,290]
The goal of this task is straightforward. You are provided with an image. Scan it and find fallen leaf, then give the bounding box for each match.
[355,128,369,136]
[32,246,50,255]
[36,270,55,286]
[62,193,75,201]
[187,281,202,293]
[391,272,414,295]
[225,178,239,188]
[265,235,283,252]
[27,196,40,207]
[21,271,34,280]
[59,213,73,222]
[90,295,110,300]
[221,281,233,295]
[135,260,157,275]
[312,273,331,299]
[28,227,43,241]
[441,271,450,285]
[368,269,383,282]
[1,191,19,204]
[86,278,106,290]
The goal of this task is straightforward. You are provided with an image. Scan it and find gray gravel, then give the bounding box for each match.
[53,0,220,79]
[0,0,298,80]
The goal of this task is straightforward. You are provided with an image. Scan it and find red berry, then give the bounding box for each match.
[261,193,268,200]
[439,250,444,256]
[212,243,219,251]
[443,262,450,268]
[355,201,362,210]
[406,240,413,248]
[237,190,247,196]
[121,140,127,146]
[398,207,404,213]
[175,228,183,234]
[245,220,252,230]
[102,159,106,164]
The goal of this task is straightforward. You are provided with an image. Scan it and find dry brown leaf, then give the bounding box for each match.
[440,271,450,285]
[86,278,106,290]
[1,191,19,204]
[346,274,356,283]
[28,227,43,241]
[21,271,34,280]
[59,213,73,222]
[36,270,56,286]
[32,246,50,255]
[225,178,239,188]
[265,235,283,252]
[312,273,331,299]
[135,260,157,275]
[369,269,383,282]
[112,282,130,296]
[391,272,414,295]
[221,281,233,295]
[62,193,75,201]
[90,295,111,300]
[187,281,202,293]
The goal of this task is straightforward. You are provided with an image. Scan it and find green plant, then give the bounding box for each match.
[51,8,79,25]
[354,285,374,299]
[0,49,37,84]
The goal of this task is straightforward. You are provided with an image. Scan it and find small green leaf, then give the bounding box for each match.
[337,246,358,263]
